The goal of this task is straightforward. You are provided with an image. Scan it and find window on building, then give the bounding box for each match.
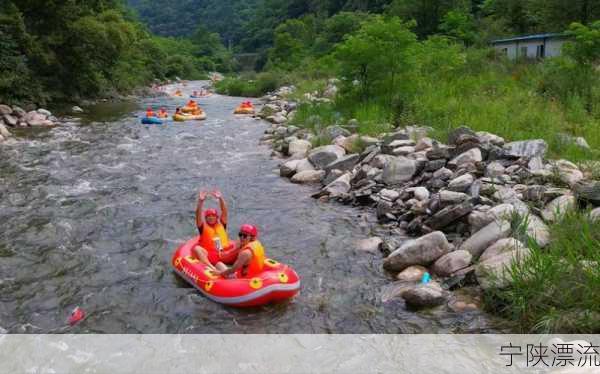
[501,48,508,55]
[520,46,528,58]
[536,44,545,58]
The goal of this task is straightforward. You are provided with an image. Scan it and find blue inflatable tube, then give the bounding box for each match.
[141,117,163,125]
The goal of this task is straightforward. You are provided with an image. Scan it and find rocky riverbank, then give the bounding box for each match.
[257,84,600,312]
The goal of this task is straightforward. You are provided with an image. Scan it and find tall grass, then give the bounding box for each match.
[484,211,600,333]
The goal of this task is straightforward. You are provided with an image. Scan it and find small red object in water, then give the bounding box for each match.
[68,307,85,326]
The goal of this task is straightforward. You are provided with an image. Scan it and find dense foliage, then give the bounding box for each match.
[0,0,229,104]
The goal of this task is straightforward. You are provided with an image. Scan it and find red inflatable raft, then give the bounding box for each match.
[172,236,301,307]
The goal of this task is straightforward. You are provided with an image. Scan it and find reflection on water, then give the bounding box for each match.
[0,82,508,333]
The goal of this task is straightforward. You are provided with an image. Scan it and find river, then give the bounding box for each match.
[0,82,508,333]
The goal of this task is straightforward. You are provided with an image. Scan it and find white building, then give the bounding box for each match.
[491,33,569,60]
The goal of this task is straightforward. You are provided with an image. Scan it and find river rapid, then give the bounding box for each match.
[0,82,508,333]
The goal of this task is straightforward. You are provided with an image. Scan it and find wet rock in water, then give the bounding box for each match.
[280,159,301,177]
[504,139,547,158]
[448,173,474,192]
[459,220,511,259]
[402,281,447,309]
[290,170,325,184]
[382,157,420,185]
[432,250,472,277]
[396,265,428,282]
[425,200,473,230]
[541,194,576,222]
[448,148,482,168]
[479,238,526,262]
[308,145,345,169]
[356,237,383,252]
[590,207,600,222]
[322,169,344,186]
[324,154,359,173]
[295,158,316,173]
[475,244,531,290]
[288,139,312,157]
[323,173,351,197]
[383,231,451,272]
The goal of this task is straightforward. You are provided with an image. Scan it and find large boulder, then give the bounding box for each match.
[525,214,551,247]
[37,108,51,116]
[475,243,531,290]
[308,145,345,169]
[324,154,359,173]
[280,159,301,178]
[322,125,350,140]
[448,173,474,192]
[3,114,17,127]
[402,282,448,309]
[322,172,351,197]
[477,131,505,146]
[290,170,325,184]
[541,194,576,222]
[295,158,315,173]
[459,220,512,259]
[479,238,526,263]
[432,250,472,277]
[504,139,547,158]
[425,200,473,230]
[0,123,11,138]
[381,157,420,185]
[288,139,312,157]
[547,160,584,187]
[448,148,482,168]
[383,231,451,272]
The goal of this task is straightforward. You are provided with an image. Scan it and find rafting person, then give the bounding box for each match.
[215,224,265,278]
[193,190,232,270]
[146,107,155,118]
[157,107,168,118]
[186,99,197,108]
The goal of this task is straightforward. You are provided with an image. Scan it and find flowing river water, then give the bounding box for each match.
[0,82,509,333]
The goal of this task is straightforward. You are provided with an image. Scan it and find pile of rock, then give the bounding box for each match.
[0,104,60,139]
[258,88,600,310]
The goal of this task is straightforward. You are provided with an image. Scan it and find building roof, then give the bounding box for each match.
[491,33,567,44]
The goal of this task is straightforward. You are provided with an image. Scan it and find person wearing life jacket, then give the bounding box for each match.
[158,107,168,118]
[215,224,265,278]
[187,99,197,108]
[193,190,231,270]
[192,91,198,97]
[146,107,155,118]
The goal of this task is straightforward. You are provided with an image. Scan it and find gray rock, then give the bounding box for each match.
[448,148,482,168]
[3,114,17,126]
[288,139,312,157]
[322,125,351,139]
[323,173,352,197]
[0,104,12,115]
[379,189,400,201]
[72,106,84,113]
[37,108,51,116]
[448,173,474,192]
[383,231,452,272]
[388,139,415,148]
[402,282,447,308]
[370,154,394,169]
[459,220,512,259]
[396,265,428,282]
[413,187,430,201]
[0,134,4,142]
[426,159,446,172]
[414,137,433,152]
[432,250,473,277]
[290,170,325,184]
[548,160,584,187]
[486,162,505,178]
[504,139,547,158]
[322,169,344,185]
[280,159,301,177]
[433,167,453,181]
[528,156,544,171]
[391,146,416,156]
[476,131,505,146]
[12,106,26,117]
[541,194,576,222]
[267,114,287,124]
[382,131,410,145]
[295,158,316,173]
[574,181,600,206]
[382,157,419,185]
[0,123,11,138]
[324,153,359,173]
[591,207,600,222]
[439,190,470,204]
[356,237,383,252]
[426,145,451,160]
[308,145,345,169]
[476,244,531,290]
[479,238,526,263]
[525,214,551,248]
[425,200,473,229]
[448,126,477,145]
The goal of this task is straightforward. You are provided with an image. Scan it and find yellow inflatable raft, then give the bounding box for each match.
[173,112,206,121]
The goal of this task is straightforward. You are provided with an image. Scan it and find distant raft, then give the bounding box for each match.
[172,236,301,307]
[141,117,163,125]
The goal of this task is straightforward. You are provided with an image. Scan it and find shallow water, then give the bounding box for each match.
[0,82,508,333]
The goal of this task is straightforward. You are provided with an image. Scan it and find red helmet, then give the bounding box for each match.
[239,224,258,237]
[146,107,152,111]
[204,209,218,218]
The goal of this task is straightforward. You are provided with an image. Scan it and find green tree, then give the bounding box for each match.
[440,10,478,46]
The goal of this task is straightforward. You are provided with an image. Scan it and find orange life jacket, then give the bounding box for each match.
[146,111,154,117]
[198,222,229,252]
[239,240,265,277]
